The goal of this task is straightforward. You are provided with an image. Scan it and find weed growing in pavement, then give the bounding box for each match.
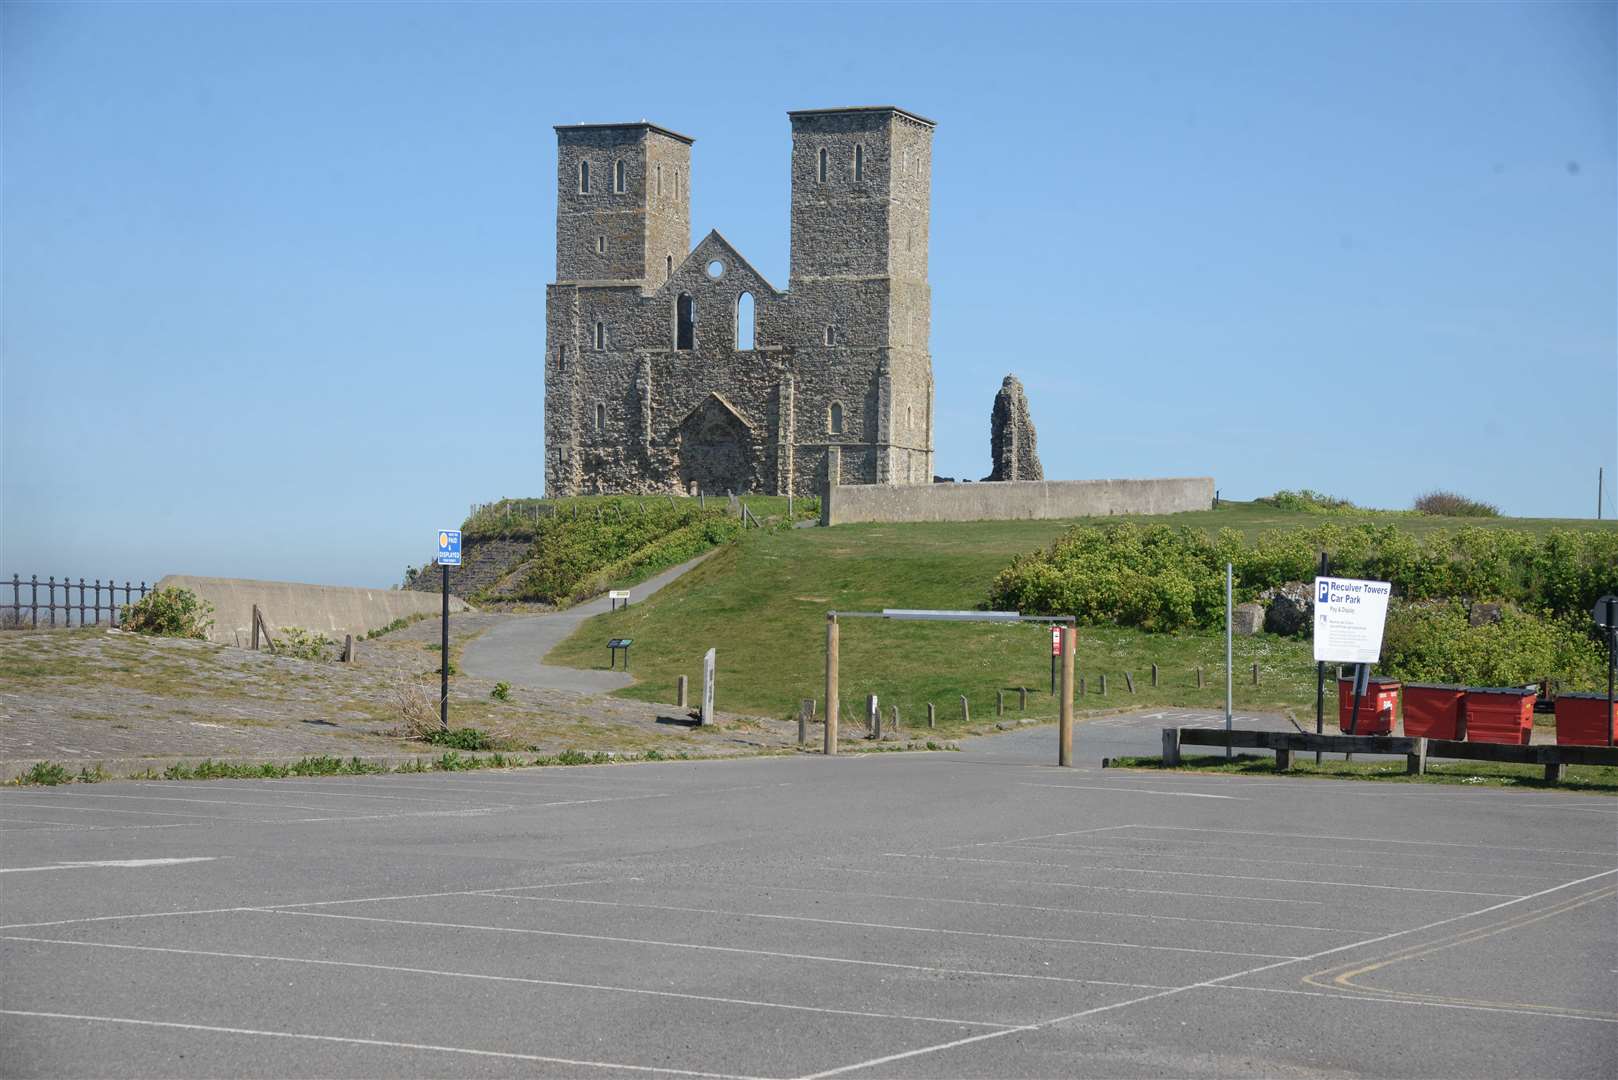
[75,764,110,783]
[364,613,429,640]
[424,727,493,751]
[491,681,512,701]
[20,761,70,785]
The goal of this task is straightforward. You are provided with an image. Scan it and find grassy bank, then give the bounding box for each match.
[548,501,1615,727]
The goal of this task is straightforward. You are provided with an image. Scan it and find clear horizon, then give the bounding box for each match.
[3,1,1614,589]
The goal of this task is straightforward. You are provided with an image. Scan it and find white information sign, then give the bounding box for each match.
[1312,576,1392,664]
[609,590,630,600]
[701,648,716,727]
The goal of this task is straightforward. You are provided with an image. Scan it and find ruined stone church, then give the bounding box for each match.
[544,107,935,497]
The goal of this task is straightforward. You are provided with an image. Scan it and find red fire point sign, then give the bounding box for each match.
[1051,626,1063,656]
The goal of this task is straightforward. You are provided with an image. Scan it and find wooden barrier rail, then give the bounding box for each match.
[1163,727,1618,782]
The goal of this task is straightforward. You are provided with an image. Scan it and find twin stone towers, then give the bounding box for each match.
[544,106,1040,497]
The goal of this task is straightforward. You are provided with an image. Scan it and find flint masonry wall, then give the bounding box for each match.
[157,575,471,645]
[821,477,1215,526]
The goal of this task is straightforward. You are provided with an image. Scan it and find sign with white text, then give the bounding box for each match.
[1312,576,1392,664]
[435,530,462,567]
[1051,626,1062,656]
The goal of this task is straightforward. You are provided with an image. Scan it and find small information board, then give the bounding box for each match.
[436,530,462,567]
[1312,576,1392,664]
[609,589,631,611]
[1050,626,1063,656]
[1593,595,1618,632]
[607,637,633,671]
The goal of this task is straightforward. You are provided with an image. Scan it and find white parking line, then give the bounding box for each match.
[0,1010,760,1079]
[710,880,1361,934]
[0,858,218,875]
[795,867,1618,1079]
[0,935,1016,1029]
[825,864,1331,907]
[1017,782,1240,800]
[486,892,1299,960]
[267,908,1181,992]
[880,853,1522,898]
[1210,983,1618,1025]
[1124,825,1617,858]
[1008,834,1614,872]
[996,842,1576,883]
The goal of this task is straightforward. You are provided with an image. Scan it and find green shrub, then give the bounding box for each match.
[276,626,333,661]
[1256,489,1361,513]
[1379,601,1604,688]
[990,521,1618,633]
[121,587,214,639]
[491,681,512,701]
[513,500,742,604]
[1414,490,1500,517]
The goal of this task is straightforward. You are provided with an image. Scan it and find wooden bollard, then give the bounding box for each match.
[798,698,815,745]
[890,704,899,733]
[927,702,936,728]
[996,690,1005,717]
[1099,673,1107,696]
[1124,671,1134,694]
[959,695,969,723]
[677,675,688,708]
[1252,661,1260,686]
[1151,663,1159,688]
[1196,666,1203,689]
[1018,687,1028,710]
[342,634,355,663]
[1079,676,1086,696]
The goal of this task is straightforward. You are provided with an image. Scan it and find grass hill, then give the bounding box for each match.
[545,501,1616,730]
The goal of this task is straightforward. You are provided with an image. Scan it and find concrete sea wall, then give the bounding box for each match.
[156,575,471,645]
[822,477,1215,526]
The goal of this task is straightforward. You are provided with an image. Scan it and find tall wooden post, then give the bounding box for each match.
[1059,622,1076,767]
[824,613,839,755]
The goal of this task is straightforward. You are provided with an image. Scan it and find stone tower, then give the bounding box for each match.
[788,107,934,486]
[544,107,935,497]
[986,374,1043,482]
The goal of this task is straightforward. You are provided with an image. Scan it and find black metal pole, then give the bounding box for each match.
[1606,599,1615,748]
[1315,551,1328,765]
[440,564,450,731]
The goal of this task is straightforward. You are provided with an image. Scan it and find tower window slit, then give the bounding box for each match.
[594,321,605,350]
[828,402,844,435]
[817,148,828,183]
[579,160,590,193]
[676,293,695,350]
[595,403,606,433]
[613,159,626,193]
[824,325,835,346]
[854,143,864,182]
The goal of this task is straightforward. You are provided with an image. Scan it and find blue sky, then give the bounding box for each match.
[3,1,1613,588]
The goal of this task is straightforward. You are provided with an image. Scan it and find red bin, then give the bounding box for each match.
[1402,683,1466,740]
[1463,687,1536,745]
[1337,677,1401,735]
[1553,692,1617,747]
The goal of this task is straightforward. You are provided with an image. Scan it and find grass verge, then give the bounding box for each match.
[1110,753,1618,794]
[7,740,956,786]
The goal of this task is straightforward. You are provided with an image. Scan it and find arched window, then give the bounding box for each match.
[593,321,605,350]
[817,148,828,183]
[824,325,835,347]
[854,143,864,182]
[735,292,755,350]
[613,159,626,193]
[578,160,590,193]
[676,293,695,350]
[595,403,606,433]
[828,402,844,435]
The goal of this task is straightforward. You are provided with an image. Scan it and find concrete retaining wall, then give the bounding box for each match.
[156,575,472,645]
[822,477,1214,526]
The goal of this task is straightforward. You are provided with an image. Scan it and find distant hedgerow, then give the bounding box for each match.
[1413,490,1500,518]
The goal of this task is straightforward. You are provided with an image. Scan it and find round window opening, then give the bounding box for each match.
[706,260,725,279]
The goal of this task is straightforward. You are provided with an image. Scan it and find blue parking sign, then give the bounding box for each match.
[436,529,462,567]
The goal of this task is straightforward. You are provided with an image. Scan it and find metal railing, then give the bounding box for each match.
[3,575,152,629]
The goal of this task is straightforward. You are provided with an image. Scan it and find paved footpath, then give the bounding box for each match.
[2,719,1613,1078]
[460,556,708,694]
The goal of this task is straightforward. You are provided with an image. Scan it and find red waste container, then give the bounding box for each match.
[1402,683,1466,740]
[1337,677,1401,735]
[1553,692,1617,747]
[1463,687,1536,745]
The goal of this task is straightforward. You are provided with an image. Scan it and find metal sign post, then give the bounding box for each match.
[1225,563,1234,759]
[1595,595,1618,747]
[1050,625,1061,693]
[1314,552,1328,764]
[435,529,461,732]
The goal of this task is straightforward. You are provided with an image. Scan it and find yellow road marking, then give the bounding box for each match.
[1303,884,1618,1019]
